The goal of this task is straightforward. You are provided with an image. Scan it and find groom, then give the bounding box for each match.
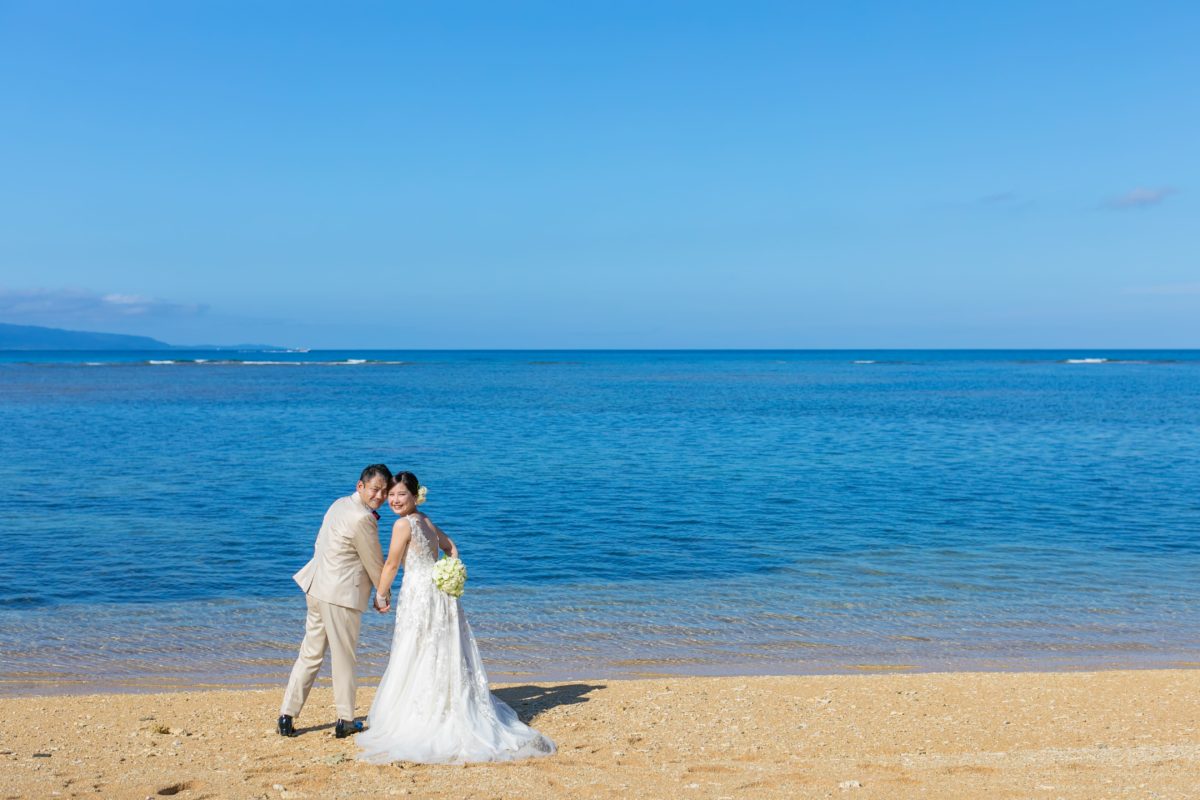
[278,464,391,738]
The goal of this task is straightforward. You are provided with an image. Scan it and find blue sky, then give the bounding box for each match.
[1,1,1196,348]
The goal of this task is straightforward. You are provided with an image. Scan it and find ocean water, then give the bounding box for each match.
[1,349,1198,694]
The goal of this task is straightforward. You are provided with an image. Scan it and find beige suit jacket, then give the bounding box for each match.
[292,493,385,612]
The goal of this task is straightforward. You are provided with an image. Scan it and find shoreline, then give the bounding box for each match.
[5,656,1200,699]
[2,669,1197,799]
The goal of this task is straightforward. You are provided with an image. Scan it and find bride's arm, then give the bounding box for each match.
[376,518,412,611]
[431,521,459,559]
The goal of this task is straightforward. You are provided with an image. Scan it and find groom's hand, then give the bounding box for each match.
[374,593,391,613]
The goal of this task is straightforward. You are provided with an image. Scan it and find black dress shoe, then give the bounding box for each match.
[278,715,295,737]
[334,719,364,738]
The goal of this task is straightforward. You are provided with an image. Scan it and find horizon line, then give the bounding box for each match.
[5,346,1200,353]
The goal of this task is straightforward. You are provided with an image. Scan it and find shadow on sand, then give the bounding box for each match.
[494,683,606,723]
[289,683,604,733]
[293,720,337,737]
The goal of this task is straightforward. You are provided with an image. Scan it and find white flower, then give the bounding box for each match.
[432,556,467,597]
[416,485,428,506]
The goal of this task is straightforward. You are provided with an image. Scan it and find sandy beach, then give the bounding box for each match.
[2,669,1198,799]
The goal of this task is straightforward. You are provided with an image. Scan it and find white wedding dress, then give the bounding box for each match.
[357,513,556,764]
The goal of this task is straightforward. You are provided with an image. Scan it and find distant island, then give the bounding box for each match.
[0,323,282,351]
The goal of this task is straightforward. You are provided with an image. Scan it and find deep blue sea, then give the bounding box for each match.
[2,349,1199,694]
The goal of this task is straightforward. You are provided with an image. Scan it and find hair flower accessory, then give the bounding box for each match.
[416,485,428,505]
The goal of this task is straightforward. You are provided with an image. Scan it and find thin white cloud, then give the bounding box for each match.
[0,287,207,325]
[1105,186,1177,210]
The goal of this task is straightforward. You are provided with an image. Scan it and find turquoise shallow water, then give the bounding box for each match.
[1,350,1198,693]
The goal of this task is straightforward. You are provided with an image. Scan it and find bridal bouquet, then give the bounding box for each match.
[432,556,467,598]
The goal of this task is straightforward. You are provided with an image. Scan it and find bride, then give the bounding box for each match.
[356,471,556,764]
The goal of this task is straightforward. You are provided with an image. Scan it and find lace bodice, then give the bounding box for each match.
[402,514,438,574]
[395,514,441,620]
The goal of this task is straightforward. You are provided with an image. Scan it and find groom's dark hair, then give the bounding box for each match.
[359,464,393,484]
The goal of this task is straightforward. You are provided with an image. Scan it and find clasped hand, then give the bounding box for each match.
[374,592,391,613]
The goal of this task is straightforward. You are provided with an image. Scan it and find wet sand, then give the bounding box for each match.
[2,670,1198,799]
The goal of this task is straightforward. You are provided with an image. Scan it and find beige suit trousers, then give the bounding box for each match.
[280,594,363,721]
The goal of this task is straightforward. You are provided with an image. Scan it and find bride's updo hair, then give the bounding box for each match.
[392,471,420,495]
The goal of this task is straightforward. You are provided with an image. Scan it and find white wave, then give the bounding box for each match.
[1064,358,1108,364]
[853,360,876,364]
[147,360,176,365]
[164,358,407,366]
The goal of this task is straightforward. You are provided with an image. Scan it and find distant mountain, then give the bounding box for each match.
[0,323,281,351]
[0,322,172,350]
